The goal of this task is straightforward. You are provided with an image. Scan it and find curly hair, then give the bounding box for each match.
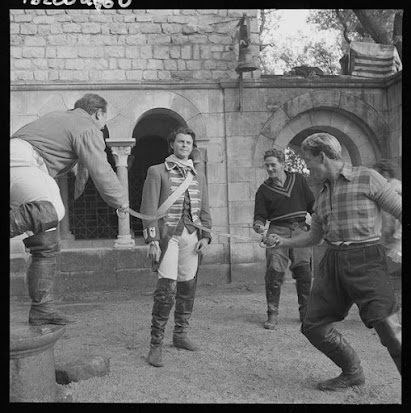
[74,93,108,115]
[263,148,285,163]
[301,132,342,160]
[373,159,397,179]
[167,126,197,154]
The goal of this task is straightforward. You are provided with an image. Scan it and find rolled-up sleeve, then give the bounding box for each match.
[73,128,128,209]
[369,170,402,223]
[309,212,325,245]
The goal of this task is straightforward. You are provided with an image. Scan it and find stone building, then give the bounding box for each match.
[10,8,402,295]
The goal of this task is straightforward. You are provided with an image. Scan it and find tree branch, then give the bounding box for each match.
[335,9,351,44]
[352,9,390,44]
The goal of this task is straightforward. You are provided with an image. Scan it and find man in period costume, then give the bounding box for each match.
[140,126,212,367]
[10,93,128,325]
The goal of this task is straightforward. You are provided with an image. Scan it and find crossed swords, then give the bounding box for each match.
[118,206,278,248]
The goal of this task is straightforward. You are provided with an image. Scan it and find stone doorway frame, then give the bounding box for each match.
[253,90,389,172]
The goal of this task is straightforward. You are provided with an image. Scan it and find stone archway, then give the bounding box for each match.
[103,91,209,239]
[253,90,389,172]
[105,90,208,143]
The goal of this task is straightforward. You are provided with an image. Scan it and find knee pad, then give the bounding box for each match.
[10,201,59,238]
[23,229,60,258]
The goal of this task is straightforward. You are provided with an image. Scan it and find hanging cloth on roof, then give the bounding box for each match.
[347,42,402,79]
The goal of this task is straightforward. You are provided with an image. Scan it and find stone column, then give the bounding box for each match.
[106,139,135,248]
[57,175,74,241]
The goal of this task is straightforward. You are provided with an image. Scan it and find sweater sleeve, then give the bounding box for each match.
[253,187,268,227]
[73,128,127,209]
[140,166,162,243]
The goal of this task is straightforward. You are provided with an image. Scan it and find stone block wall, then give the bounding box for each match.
[10,8,260,82]
[10,73,401,293]
[386,75,402,177]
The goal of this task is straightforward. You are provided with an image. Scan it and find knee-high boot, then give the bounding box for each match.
[264,269,284,330]
[10,201,58,238]
[24,231,73,326]
[302,325,365,391]
[173,277,200,351]
[292,265,312,322]
[148,277,177,367]
[373,312,401,374]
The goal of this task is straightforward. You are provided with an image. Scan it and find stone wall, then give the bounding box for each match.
[10,8,260,82]
[386,75,402,177]
[10,73,401,294]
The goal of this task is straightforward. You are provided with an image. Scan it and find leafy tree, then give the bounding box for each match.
[285,147,309,177]
[259,9,403,75]
[308,9,402,59]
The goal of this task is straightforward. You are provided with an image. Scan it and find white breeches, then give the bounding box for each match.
[157,227,199,282]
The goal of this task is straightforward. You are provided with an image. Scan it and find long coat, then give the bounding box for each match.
[140,161,212,266]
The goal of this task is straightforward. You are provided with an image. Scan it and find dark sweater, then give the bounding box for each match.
[253,171,315,226]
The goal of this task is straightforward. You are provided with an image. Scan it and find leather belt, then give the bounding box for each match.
[325,239,380,250]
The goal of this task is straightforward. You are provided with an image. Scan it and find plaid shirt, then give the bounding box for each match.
[311,163,402,243]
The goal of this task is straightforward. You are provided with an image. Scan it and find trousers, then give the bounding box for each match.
[266,224,312,272]
[157,227,199,282]
[303,241,399,331]
[10,138,65,222]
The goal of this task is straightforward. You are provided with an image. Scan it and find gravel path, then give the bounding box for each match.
[11,277,402,404]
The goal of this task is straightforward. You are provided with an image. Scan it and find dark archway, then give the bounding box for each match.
[128,111,182,237]
[128,135,169,237]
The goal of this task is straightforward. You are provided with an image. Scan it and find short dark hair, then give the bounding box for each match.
[373,159,397,179]
[74,93,107,115]
[167,126,197,154]
[263,149,285,163]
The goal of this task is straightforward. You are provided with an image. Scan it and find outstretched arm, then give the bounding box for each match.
[270,214,324,248]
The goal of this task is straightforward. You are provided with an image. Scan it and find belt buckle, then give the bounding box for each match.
[291,221,299,230]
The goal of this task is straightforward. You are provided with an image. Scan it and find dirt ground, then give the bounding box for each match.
[10,275,402,404]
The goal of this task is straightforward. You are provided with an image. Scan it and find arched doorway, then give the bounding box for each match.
[128,110,184,237]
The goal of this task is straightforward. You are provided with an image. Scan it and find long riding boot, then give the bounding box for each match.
[264,269,284,330]
[373,312,401,374]
[24,231,73,326]
[292,265,312,322]
[302,325,365,391]
[10,201,58,238]
[148,278,177,367]
[173,278,200,351]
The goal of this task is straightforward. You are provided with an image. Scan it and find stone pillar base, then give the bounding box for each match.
[114,234,135,248]
[10,322,66,402]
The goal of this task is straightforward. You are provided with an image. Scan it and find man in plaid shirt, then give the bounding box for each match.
[269,132,401,391]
